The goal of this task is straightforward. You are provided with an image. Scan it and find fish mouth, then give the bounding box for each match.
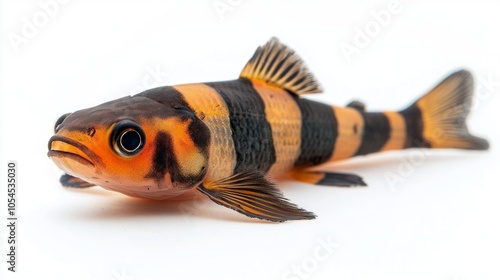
[47,135,102,168]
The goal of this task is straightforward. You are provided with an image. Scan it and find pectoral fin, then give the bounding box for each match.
[197,171,316,222]
[293,171,367,187]
[60,174,95,188]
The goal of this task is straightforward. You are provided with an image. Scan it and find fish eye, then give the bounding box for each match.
[54,113,71,133]
[111,120,145,157]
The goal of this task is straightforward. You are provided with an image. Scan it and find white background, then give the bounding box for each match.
[1,1,499,279]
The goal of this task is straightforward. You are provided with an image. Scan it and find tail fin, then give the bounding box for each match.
[400,70,489,150]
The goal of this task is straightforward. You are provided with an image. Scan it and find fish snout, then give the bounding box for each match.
[47,135,103,168]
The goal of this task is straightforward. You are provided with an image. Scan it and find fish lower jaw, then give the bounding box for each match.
[49,155,97,182]
[48,150,95,168]
[99,184,198,200]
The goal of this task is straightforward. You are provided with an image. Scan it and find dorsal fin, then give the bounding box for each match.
[346,100,366,112]
[240,37,322,95]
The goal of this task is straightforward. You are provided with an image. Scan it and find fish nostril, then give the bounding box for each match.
[54,113,71,133]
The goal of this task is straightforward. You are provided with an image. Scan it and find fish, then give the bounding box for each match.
[47,37,489,222]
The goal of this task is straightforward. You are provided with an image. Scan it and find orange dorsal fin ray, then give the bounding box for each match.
[240,37,322,95]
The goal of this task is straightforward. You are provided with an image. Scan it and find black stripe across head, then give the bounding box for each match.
[145,132,173,183]
[139,86,210,189]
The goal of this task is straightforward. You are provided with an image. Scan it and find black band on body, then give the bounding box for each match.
[294,99,338,166]
[399,104,429,148]
[355,112,391,156]
[205,79,276,174]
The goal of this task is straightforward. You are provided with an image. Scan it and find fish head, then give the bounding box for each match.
[48,92,210,199]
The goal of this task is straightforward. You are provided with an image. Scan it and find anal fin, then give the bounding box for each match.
[197,171,316,222]
[60,174,95,188]
[293,171,367,187]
